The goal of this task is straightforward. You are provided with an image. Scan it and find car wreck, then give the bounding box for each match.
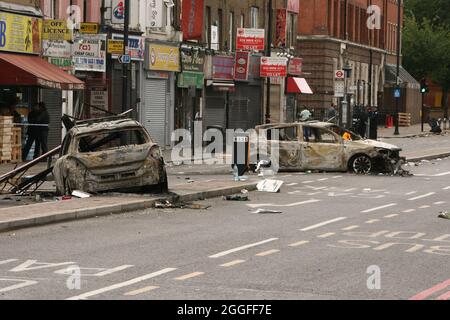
[53,117,168,196]
[255,122,407,175]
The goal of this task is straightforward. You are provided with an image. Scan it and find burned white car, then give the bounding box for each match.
[255,122,406,175]
[54,118,168,195]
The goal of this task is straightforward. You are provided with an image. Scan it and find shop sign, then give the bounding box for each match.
[148,0,164,28]
[108,39,124,55]
[287,0,300,13]
[181,49,205,73]
[288,58,303,76]
[90,88,109,108]
[42,19,72,41]
[234,51,250,81]
[236,28,265,51]
[211,26,219,50]
[111,34,145,61]
[177,72,204,89]
[0,11,42,54]
[275,9,287,48]
[48,57,73,72]
[42,40,72,58]
[80,23,99,34]
[182,0,204,41]
[260,56,288,77]
[147,43,180,72]
[73,34,107,72]
[112,0,125,24]
[212,55,235,81]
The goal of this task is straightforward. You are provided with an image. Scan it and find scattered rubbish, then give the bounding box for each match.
[224,194,249,201]
[61,196,72,201]
[251,209,283,214]
[241,189,249,194]
[306,170,312,174]
[438,211,450,220]
[421,160,430,163]
[233,165,239,181]
[72,190,91,198]
[154,200,209,210]
[257,179,284,193]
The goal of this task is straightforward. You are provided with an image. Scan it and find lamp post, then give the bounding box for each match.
[265,0,273,124]
[394,0,402,135]
[342,62,353,129]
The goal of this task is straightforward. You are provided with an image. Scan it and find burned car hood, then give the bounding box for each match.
[349,139,402,151]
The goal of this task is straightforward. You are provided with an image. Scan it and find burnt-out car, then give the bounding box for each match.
[255,122,405,174]
[53,118,168,195]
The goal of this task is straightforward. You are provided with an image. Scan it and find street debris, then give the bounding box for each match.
[257,180,284,193]
[223,194,249,201]
[251,209,283,214]
[72,190,91,199]
[438,211,450,220]
[154,199,210,210]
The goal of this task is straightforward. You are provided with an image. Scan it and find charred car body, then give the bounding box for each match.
[53,117,168,195]
[254,122,406,175]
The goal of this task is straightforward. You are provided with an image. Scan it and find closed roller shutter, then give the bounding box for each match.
[230,83,262,130]
[143,78,167,146]
[204,89,226,130]
[41,89,62,150]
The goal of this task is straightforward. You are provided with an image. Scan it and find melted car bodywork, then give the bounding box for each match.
[53,119,168,195]
[255,122,406,174]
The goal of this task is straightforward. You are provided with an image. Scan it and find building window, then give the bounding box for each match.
[205,6,211,49]
[250,7,259,28]
[229,11,235,52]
[286,13,296,48]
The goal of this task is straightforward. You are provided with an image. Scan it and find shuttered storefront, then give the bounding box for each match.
[230,83,262,130]
[143,77,168,146]
[41,89,62,150]
[203,88,226,130]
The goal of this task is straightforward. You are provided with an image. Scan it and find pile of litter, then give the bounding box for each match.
[154,199,210,210]
[438,211,450,220]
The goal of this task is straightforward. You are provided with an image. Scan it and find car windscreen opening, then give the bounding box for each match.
[77,129,149,153]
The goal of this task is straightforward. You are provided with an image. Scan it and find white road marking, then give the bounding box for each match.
[342,225,359,231]
[0,259,18,266]
[403,209,416,213]
[361,203,397,213]
[434,201,446,205]
[246,199,320,209]
[384,214,399,218]
[307,192,322,196]
[408,192,436,201]
[302,181,314,184]
[209,238,279,258]
[405,191,417,195]
[365,219,380,224]
[434,171,450,177]
[220,260,246,267]
[66,268,177,300]
[317,233,336,238]
[286,183,298,186]
[344,188,357,192]
[282,175,293,178]
[289,241,310,247]
[300,217,347,232]
[92,265,134,277]
[255,249,280,257]
[124,286,159,296]
[174,272,204,281]
[0,279,38,293]
[443,186,450,190]
[419,205,431,209]
[317,178,329,182]
[333,176,343,179]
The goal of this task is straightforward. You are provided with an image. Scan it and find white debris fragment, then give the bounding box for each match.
[72,190,91,198]
[257,180,284,193]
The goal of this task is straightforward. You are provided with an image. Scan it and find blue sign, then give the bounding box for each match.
[394,88,401,98]
[118,54,131,64]
[0,21,6,47]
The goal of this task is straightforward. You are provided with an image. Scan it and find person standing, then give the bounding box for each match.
[22,103,40,161]
[35,102,50,157]
[327,103,337,122]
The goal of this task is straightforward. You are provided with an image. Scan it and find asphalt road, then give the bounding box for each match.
[1,158,450,300]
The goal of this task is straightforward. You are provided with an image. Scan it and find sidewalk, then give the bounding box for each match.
[378,123,446,139]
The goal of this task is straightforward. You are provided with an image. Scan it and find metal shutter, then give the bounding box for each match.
[204,89,226,130]
[230,84,262,130]
[143,78,167,146]
[41,89,62,150]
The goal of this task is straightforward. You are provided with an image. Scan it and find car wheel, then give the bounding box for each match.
[351,155,372,174]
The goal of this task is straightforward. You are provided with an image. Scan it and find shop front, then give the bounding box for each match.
[142,42,180,148]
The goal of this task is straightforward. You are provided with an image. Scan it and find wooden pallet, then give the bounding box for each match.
[11,145,22,164]
[398,113,411,127]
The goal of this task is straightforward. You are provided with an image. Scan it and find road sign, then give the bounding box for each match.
[335,70,345,79]
[394,88,401,98]
[334,81,345,98]
[118,54,131,64]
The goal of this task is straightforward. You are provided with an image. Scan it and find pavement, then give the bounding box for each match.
[1,129,450,233]
[1,158,450,300]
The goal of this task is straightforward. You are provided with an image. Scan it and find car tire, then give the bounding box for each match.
[350,155,372,174]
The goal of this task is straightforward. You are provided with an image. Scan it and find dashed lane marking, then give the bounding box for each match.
[409,278,450,300]
[174,272,204,281]
[344,188,357,192]
[289,241,310,247]
[66,268,177,300]
[434,171,450,177]
[434,201,446,205]
[246,199,320,209]
[302,181,314,184]
[286,183,299,186]
[209,238,279,258]
[333,176,343,179]
[403,209,416,213]
[419,205,431,209]
[365,219,380,224]
[384,214,399,218]
[317,233,336,238]
[300,217,347,232]
[361,203,397,213]
[443,186,450,190]
[405,191,417,195]
[317,178,329,182]
[408,192,436,201]
[342,225,359,231]
[255,250,280,257]
[124,286,159,296]
[220,260,246,267]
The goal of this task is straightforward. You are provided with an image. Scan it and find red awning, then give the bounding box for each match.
[0,53,85,90]
[287,77,313,94]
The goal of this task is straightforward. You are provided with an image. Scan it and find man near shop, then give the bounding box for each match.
[22,103,41,161]
[35,102,50,157]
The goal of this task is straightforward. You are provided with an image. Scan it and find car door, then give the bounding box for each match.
[266,125,303,170]
[301,126,345,170]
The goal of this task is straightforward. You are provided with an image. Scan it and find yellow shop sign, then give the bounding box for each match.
[0,11,42,54]
[42,19,72,41]
[147,43,180,72]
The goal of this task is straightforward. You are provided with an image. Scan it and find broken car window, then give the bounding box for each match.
[77,129,149,153]
[267,127,298,141]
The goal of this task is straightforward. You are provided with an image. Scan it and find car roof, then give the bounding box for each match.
[70,118,143,135]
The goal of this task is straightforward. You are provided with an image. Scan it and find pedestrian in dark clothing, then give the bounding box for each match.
[368,108,379,140]
[22,103,41,161]
[35,102,50,157]
[358,107,368,138]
